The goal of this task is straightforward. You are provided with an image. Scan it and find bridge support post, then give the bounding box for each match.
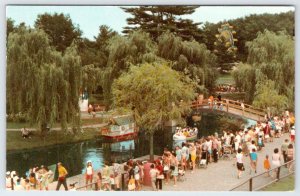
[226,99,229,112]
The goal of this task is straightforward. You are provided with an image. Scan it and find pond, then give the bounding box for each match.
[6,112,255,178]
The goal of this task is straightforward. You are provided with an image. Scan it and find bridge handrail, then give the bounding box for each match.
[191,98,266,119]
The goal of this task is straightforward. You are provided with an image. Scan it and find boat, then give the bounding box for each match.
[173,128,198,141]
[100,114,138,142]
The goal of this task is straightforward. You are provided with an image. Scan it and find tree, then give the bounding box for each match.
[157,31,218,94]
[233,30,294,111]
[35,13,82,52]
[122,6,202,41]
[102,30,159,107]
[252,80,288,114]
[6,18,15,38]
[201,11,294,62]
[7,26,82,134]
[112,63,196,160]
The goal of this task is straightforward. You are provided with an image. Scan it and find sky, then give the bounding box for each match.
[6,6,295,40]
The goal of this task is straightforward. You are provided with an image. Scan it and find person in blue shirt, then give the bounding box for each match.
[249,148,258,174]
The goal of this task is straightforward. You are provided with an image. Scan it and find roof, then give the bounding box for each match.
[111,115,134,126]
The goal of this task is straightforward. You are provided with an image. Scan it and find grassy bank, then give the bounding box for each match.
[7,128,100,152]
[7,118,106,129]
[261,175,294,191]
[216,73,235,85]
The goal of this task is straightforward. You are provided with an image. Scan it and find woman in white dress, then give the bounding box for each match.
[271,148,281,178]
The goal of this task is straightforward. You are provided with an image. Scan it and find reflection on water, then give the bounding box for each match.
[7,112,252,178]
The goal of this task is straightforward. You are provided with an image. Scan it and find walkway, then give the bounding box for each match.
[154,133,291,191]
[49,133,292,191]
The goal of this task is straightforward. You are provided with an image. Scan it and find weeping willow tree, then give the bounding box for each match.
[157,31,218,94]
[102,30,159,107]
[233,30,294,112]
[7,26,82,134]
[112,63,196,160]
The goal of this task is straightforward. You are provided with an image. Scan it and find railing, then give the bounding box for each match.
[191,98,266,121]
[75,173,128,191]
[230,160,295,191]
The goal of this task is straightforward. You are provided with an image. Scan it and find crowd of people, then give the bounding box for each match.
[173,127,198,139]
[7,111,295,191]
[6,165,54,190]
[214,84,238,93]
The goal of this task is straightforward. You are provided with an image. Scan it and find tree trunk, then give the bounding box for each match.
[149,132,154,161]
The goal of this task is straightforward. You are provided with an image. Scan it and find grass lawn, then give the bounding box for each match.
[261,175,294,191]
[7,118,107,129]
[6,128,100,152]
[216,73,235,85]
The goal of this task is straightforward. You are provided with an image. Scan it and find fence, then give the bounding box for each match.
[75,173,128,191]
[230,160,295,191]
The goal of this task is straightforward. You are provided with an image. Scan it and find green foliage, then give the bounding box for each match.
[253,80,288,114]
[201,11,294,63]
[112,63,196,132]
[112,62,196,159]
[7,26,81,133]
[122,6,202,41]
[157,31,218,94]
[7,18,15,38]
[102,30,159,107]
[35,13,82,52]
[233,30,294,111]
[218,116,246,131]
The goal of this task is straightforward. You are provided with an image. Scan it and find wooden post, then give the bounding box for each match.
[249,178,253,191]
[226,99,229,112]
[11,178,14,190]
[121,173,125,190]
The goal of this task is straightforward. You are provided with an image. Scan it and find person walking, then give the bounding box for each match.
[271,148,281,178]
[281,139,289,164]
[56,162,68,191]
[235,148,245,179]
[286,144,294,172]
[263,155,271,177]
[149,164,159,191]
[155,160,164,191]
[249,149,258,174]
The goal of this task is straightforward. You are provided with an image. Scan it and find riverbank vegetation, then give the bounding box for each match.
[7,128,99,152]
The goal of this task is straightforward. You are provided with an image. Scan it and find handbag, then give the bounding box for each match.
[163,165,169,171]
[157,174,164,179]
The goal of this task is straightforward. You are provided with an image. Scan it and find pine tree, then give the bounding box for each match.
[122,6,202,40]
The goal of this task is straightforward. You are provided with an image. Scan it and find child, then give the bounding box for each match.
[110,174,115,191]
[178,164,185,176]
[258,135,263,151]
[264,155,271,176]
[149,164,158,191]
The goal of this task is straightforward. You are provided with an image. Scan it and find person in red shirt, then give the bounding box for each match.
[155,161,163,190]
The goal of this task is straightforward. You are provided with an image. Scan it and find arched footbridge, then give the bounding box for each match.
[191,99,266,122]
